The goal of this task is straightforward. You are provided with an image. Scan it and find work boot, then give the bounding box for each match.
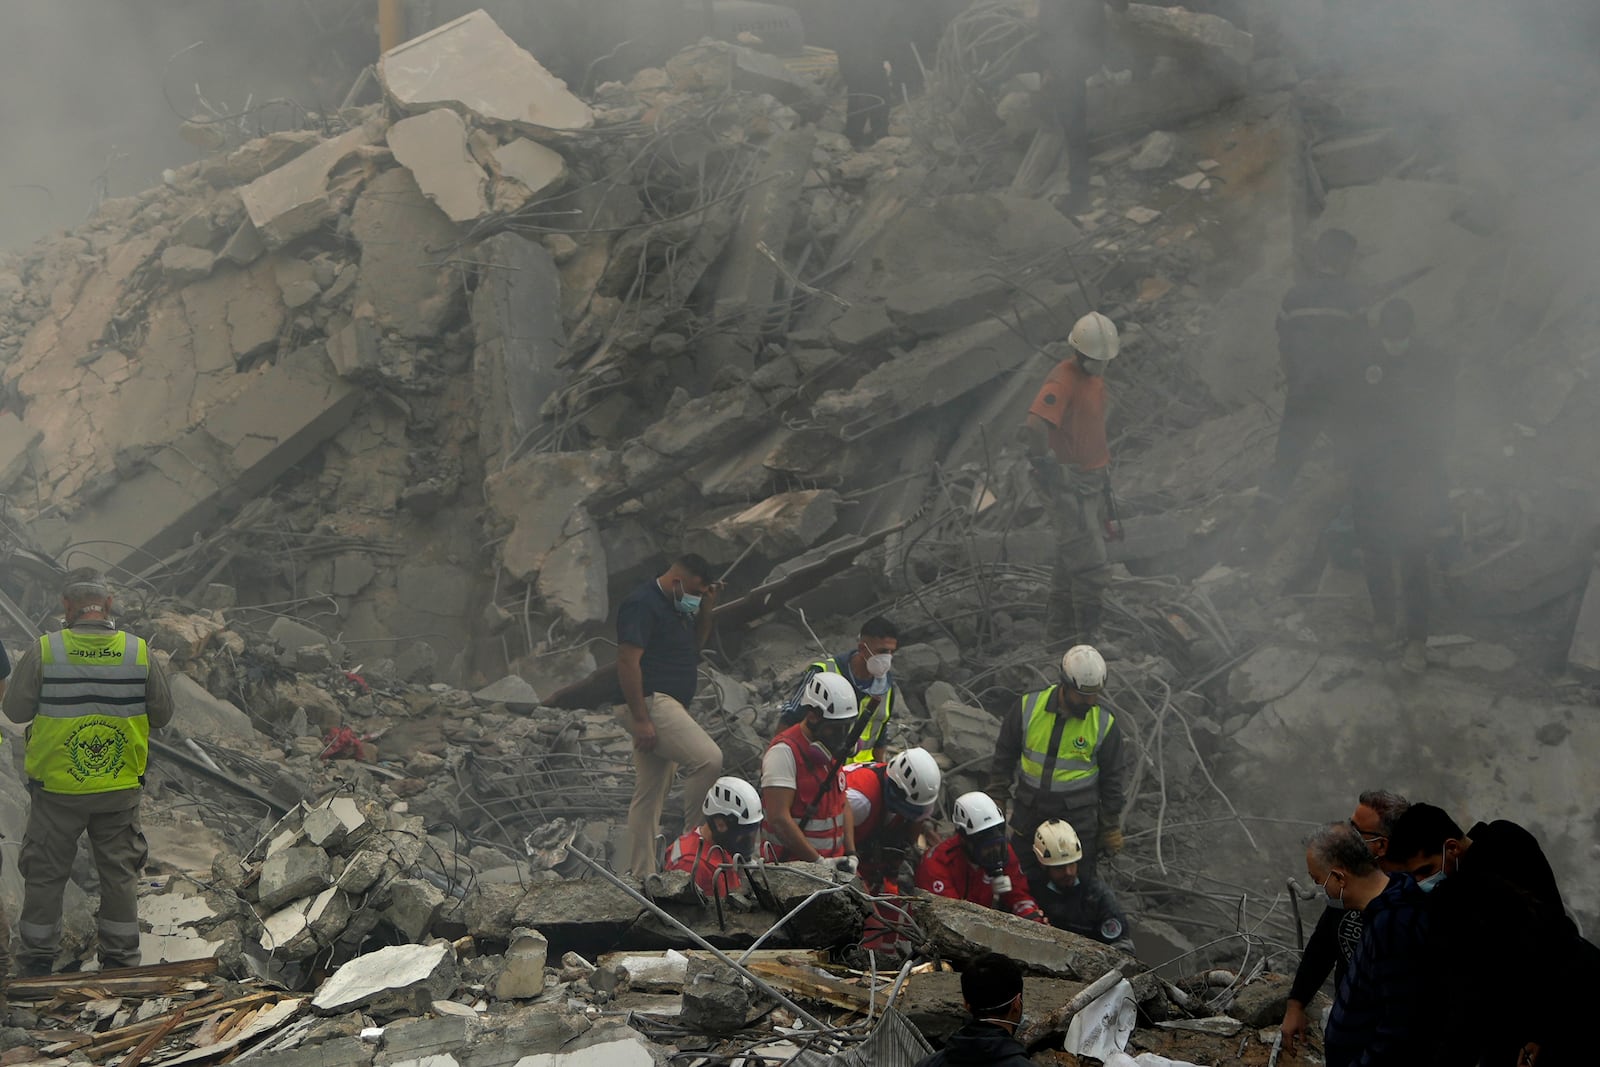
[1401,640,1427,673]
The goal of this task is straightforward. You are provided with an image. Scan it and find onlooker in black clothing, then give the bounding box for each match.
[1307,821,1431,1067]
[915,952,1031,1067]
[1036,0,1130,214]
[1387,804,1568,1067]
[1263,228,1373,503]
[1281,790,1410,1056]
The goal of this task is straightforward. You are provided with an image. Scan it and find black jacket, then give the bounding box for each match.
[916,1021,1031,1067]
[1288,906,1364,1006]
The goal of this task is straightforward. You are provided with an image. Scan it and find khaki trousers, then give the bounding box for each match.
[19,790,148,972]
[615,694,723,877]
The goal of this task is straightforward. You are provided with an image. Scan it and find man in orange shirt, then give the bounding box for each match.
[1024,311,1123,642]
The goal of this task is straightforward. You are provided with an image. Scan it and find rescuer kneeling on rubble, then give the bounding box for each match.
[3,569,173,975]
[845,746,941,893]
[1032,820,1134,950]
[663,775,771,897]
[917,792,1046,923]
[762,672,859,866]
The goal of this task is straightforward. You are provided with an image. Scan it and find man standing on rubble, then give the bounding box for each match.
[4,569,172,975]
[1036,0,1130,214]
[1306,821,1431,1067]
[1279,789,1409,1057]
[1025,312,1123,643]
[987,644,1127,889]
[762,672,859,864]
[615,554,725,877]
[778,616,900,765]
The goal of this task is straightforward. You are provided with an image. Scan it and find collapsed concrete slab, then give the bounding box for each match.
[379,10,594,134]
[537,522,609,626]
[62,344,361,571]
[351,167,465,339]
[0,412,41,490]
[238,124,379,250]
[169,673,256,742]
[700,490,841,558]
[495,139,568,201]
[471,233,567,466]
[486,449,621,581]
[313,942,459,1015]
[388,109,491,223]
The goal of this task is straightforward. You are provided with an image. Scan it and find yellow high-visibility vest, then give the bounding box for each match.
[1017,685,1111,795]
[26,629,150,795]
[811,659,893,765]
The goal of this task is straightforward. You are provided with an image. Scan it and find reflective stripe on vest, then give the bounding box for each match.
[26,629,150,795]
[811,659,893,766]
[768,724,849,858]
[1017,686,1111,795]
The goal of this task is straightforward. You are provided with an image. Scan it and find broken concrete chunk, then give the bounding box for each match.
[471,233,567,467]
[336,849,390,894]
[507,1029,654,1067]
[312,942,459,1015]
[1126,2,1254,69]
[492,927,549,1000]
[161,245,216,284]
[927,681,997,770]
[169,673,255,743]
[351,167,463,339]
[259,846,333,911]
[383,877,447,942]
[536,524,609,626]
[681,958,752,1034]
[238,125,378,249]
[270,617,331,655]
[495,139,568,201]
[912,896,1149,993]
[219,218,265,266]
[0,412,42,491]
[388,109,491,223]
[202,129,324,188]
[174,209,218,248]
[486,449,621,581]
[379,10,593,133]
[326,317,382,378]
[705,490,840,558]
[1129,130,1177,172]
[274,257,323,309]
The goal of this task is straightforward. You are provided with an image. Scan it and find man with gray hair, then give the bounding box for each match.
[3,568,172,975]
[1280,790,1409,1055]
[1306,821,1430,1067]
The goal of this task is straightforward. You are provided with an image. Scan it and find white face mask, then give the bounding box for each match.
[866,653,893,678]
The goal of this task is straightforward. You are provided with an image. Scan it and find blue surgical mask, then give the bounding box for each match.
[866,674,889,696]
[675,593,701,616]
[1418,871,1446,893]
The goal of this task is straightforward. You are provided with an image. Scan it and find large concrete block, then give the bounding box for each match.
[312,943,459,1016]
[379,10,593,133]
[494,139,567,200]
[388,109,490,223]
[169,673,256,743]
[259,846,333,911]
[238,125,379,249]
[471,233,567,466]
[701,490,840,558]
[0,412,42,491]
[351,167,464,339]
[485,449,621,581]
[910,896,1148,991]
[536,523,609,626]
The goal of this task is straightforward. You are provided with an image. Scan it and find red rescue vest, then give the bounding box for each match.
[766,724,848,859]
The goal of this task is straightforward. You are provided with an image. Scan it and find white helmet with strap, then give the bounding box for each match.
[803,671,860,721]
[703,776,764,825]
[1033,820,1084,866]
[887,748,942,807]
[1060,644,1107,695]
[1068,311,1120,362]
[952,791,1006,836]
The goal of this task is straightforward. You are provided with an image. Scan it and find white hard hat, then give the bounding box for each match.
[953,791,1006,836]
[1060,644,1107,695]
[887,748,942,807]
[1033,820,1084,866]
[704,776,764,825]
[1068,312,1120,362]
[802,671,860,721]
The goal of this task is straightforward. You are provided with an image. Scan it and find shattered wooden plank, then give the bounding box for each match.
[746,961,873,1014]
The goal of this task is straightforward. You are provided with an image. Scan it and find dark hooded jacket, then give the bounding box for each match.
[915,1020,1031,1067]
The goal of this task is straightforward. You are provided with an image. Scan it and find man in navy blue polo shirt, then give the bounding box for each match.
[614,554,724,877]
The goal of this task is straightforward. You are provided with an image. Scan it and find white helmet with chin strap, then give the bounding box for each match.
[1060,644,1107,695]
[952,791,1006,836]
[1033,820,1085,866]
[886,748,942,807]
[703,776,764,825]
[1068,311,1120,363]
[803,671,860,721]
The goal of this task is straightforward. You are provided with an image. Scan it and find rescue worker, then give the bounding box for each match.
[1032,820,1134,950]
[779,616,900,765]
[845,746,941,893]
[988,644,1127,888]
[663,776,770,898]
[762,672,859,864]
[1036,0,1130,214]
[1261,228,1371,505]
[1025,312,1123,643]
[3,569,173,975]
[614,554,725,877]
[916,792,1047,923]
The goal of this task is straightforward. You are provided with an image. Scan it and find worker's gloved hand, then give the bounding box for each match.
[989,874,1013,896]
[834,854,860,877]
[1103,518,1125,542]
[1014,899,1047,924]
[1100,827,1125,855]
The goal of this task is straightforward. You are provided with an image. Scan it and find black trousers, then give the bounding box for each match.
[1350,480,1430,642]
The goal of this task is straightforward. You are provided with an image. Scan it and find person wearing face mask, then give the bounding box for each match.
[1023,312,1123,644]
[987,644,1127,891]
[914,952,1031,1067]
[777,617,900,765]
[614,554,725,878]
[663,776,773,898]
[1306,821,1431,1067]
[761,672,860,864]
[1032,820,1133,950]
[917,793,1047,923]
[1281,789,1410,1058]
[845,747,942,894]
